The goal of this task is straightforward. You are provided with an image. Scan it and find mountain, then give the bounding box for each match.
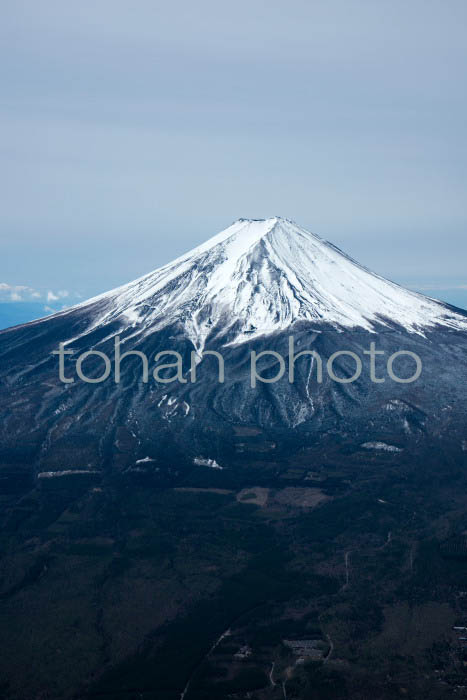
[0,217,466,479]
[2,219,467,700]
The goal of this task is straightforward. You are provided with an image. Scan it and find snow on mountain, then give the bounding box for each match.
[43,217,467,351]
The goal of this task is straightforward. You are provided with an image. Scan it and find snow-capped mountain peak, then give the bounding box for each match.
[55,217,467,351]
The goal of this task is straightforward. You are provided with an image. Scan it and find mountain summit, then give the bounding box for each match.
[48,217,467,352]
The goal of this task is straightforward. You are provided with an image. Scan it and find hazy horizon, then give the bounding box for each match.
[2,1,467,307]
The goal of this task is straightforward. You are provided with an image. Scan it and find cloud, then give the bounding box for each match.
[1,282,36,298]
[0,283,79,304]
[0,282,33,301]
[46,289,70,302]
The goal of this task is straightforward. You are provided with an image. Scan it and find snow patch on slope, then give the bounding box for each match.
[361,441,402,453]
[193,457,223,469]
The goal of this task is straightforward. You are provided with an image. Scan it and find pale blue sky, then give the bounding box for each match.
[1,1,466,308]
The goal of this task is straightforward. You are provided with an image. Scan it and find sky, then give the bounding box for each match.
[1,0,467,309]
